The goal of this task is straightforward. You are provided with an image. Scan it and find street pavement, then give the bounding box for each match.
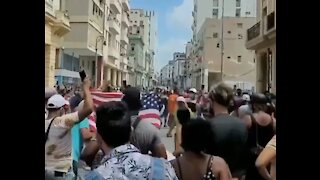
[160,126,176,160]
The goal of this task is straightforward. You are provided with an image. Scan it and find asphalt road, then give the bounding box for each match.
[159,126,176,160]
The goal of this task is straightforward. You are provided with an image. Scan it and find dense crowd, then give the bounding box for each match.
[45,78,276,180]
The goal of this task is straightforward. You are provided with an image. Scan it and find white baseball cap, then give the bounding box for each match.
[47,94,67,109]
[189,88,197,93]
[242,94,251,102]
[177,96,186,103]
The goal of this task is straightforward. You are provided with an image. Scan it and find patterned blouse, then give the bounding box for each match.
[86,144,178,180]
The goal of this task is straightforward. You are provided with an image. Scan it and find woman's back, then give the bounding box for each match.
[171,119,232,180]
[171,155,231,180]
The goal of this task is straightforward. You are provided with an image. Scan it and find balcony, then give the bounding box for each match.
[45,0,54,16]
[128,34,144,44]
[108,16,120,35]
[120,56,128,65]
[53,10,71,36]
[121,12,129,27]
[110,0,121,14]
[108,46,120,59]
[246,21,266,50]
[121,0,130,11]
[247,22,260,41]
[121,33,129,45]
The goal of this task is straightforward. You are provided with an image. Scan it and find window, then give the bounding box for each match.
[228,31,231,34]
[227,56,231,59]
[237,56,242,63]
[92,2,96,14]
[236,0,241,7]
[213,0,218,6]
[131,47,135,51]
[213,33,218,38]
[135,21,137,23]
[237,23,243,28]
[212,9,219,18]
[238,34,243,39]
[245,11,250,15]
[236,9,241,17]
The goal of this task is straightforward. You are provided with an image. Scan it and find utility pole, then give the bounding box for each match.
[220,0,225,81]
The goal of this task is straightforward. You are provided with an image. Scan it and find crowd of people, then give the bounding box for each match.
[45,78,276,180]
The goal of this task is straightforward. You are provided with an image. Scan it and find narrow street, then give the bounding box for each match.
[160,127,175,160]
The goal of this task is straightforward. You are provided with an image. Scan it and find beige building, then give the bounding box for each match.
[191,17,256,92]
[246,0,276,94]
[63,0,130,88]
[45,0,71,87]
[128,9,157,87]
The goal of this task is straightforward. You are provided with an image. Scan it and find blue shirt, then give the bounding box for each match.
[72,118,89,162]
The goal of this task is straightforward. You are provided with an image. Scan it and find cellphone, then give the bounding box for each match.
[79,70,86,82]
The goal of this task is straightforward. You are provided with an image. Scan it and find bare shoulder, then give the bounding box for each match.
[213,156,228,166]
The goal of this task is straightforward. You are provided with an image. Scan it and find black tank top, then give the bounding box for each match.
[247,115,274,149]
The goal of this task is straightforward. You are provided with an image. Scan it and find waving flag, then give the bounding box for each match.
[139,92,163,129]
[88,90,124,132]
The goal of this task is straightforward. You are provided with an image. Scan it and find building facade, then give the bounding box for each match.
[172,53,187,90]
[62,0,130,88]
[191,18,256,92]
[128,9,157,88]
[45,0,71,87]
[246,0,276,94]
[192,0,256,43]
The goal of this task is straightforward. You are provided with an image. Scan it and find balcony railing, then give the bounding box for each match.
[247,22,261,41]
[267,12,275,31]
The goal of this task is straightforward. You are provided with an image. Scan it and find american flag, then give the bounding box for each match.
[139,92,163,129]
[88,90,123,132]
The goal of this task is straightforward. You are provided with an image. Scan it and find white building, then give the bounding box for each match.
[185,42,193,88]
[172,52,187,89]
[160,64,170,87]
[128,9,157,87]
[192,0,256,42]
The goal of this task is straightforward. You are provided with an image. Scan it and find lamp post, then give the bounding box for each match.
[220,0,225,81]
[95,35,105,88]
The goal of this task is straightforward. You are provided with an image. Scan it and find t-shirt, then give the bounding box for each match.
[45,112,79,172]
[130,114,162,154]
[71,118,89,162]
[207,114,248,175]
[168,94,178,114]
[238,104,252,118]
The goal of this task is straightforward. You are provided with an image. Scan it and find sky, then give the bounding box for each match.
[130,0,193,72]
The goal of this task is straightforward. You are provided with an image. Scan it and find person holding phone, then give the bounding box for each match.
[45,77,94,180]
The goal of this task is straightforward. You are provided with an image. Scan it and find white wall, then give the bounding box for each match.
[194,0,257,35]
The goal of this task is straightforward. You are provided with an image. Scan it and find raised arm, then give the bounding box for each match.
[78,78,94,122]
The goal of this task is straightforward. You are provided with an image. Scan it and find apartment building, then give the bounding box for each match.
[128,9,157,87]
[172,52,187,89]
[192,18,256,92]
[45,0,71,87]
[160,64,170,87]
[246,0,276,94]
[185,42,193,88]
[192,0,256,43]
[62,0,130,88]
